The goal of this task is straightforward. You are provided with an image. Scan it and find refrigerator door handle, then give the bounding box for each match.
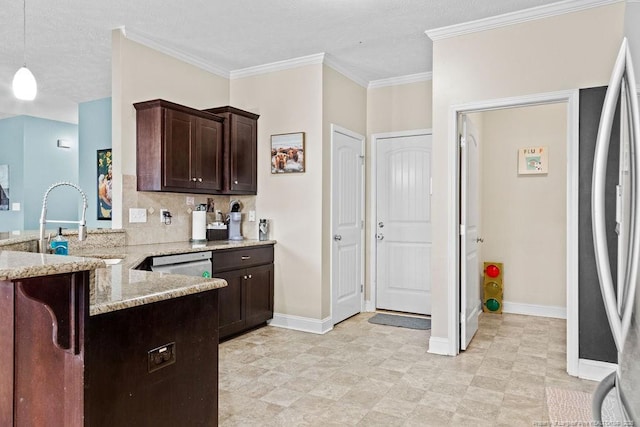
[592,38,640,353]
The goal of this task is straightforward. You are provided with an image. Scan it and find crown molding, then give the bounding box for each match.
[368,72,433,89]
[120,26,231,79]
[323,54,369,88]
[230,53,326,80]
[425,0,623,41]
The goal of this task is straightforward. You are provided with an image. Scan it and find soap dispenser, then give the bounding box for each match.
[50,227,69,255]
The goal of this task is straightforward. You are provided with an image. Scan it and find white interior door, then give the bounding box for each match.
[460,115,481,350]
[376,133,432,315]
[331,125,365,325]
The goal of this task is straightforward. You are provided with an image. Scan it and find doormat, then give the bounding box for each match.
[368,313,431,330]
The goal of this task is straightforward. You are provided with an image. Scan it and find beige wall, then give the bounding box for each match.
[230,65,325,319]
[430,3,626,341]
[367,80,433,136]
[322,66,367,317]
[111,30,231,243]
[480,104,567,308]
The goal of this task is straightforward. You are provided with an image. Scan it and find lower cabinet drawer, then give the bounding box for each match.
[212,245,274,272]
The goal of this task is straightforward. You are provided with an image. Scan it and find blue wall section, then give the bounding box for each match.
[79,97,112,229]
[0,117,26,231]
[22,116,79,231]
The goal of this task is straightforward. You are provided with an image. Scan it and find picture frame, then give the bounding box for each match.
[271,132,305,173]
[97,149,112,220]
[518,146,548,175]
[0,164,9,211]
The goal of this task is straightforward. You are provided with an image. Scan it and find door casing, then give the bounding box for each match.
[440,90,580,377]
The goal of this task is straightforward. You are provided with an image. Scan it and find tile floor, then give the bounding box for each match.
[218,312,597,426]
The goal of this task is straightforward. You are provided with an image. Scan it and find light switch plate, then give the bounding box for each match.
[129,208,147,223]
[186,196,194,206]
[248,210,256,222]
[11,202,20,211]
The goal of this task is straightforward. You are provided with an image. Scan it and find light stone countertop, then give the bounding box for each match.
[0,250,106,281]
[0,239,275,317]
[72,239,277,270]
[91,266,227,316]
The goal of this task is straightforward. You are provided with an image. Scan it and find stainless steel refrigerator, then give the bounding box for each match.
[592,37,640,424]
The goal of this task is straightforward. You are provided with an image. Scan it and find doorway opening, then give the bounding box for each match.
[447,90,580,376]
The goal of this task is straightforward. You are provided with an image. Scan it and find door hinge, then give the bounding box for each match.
[360,284,364,293]
[459,135,466,148]
[361,220,365,229]
[430,177,433,195]
[459,224,465,235]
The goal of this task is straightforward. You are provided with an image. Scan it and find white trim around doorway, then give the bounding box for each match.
[438,90,580,377]
[368,129,433,314]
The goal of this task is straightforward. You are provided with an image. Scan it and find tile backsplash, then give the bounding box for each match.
[122,175,257,245]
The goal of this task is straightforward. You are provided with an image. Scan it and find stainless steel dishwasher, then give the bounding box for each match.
[150,251,212,277]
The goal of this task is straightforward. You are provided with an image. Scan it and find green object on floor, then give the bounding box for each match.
[367,313,431,330]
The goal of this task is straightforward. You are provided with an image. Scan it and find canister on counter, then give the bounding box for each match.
[259,219,269,241]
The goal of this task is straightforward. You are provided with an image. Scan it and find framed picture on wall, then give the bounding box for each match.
[271,132,305,173]
[518,146,548,175]
[97,149,112,220]
[0,164,9,211]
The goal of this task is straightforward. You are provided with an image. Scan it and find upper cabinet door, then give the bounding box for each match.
[229,114,257,194]
[134,99,225,194]
[194,117,223,192]
[163,109,194,190]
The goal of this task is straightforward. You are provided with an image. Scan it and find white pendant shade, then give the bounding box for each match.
[12,66,37,101]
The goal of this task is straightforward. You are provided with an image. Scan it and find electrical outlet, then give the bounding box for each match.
[160,209,168,222]
[186,196,194,206]
[129,208,147,223]
[248,210,256,222]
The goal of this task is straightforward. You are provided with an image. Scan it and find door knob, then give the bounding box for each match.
[378,221,384,228]
[376,234,384,241]
[334,235,342,241]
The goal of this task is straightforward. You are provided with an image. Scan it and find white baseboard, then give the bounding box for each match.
[428,336,452,356]
[502,301,566,319]
[268,313,333,335]
[578,358,617,381]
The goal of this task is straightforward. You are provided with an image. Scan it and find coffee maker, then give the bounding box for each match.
[228,200,243,241]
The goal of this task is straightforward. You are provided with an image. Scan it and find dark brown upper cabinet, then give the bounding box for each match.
[134,99,224,194]
[204,106,260,195]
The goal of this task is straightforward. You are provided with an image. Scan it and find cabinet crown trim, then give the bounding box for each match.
[134,99,224,122]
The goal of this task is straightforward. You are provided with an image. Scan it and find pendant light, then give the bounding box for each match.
[12,0,37,101]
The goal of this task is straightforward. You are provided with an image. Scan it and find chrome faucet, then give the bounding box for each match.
[39,181,88,253]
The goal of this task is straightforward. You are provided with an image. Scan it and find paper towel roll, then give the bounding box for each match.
[192,211,207,241]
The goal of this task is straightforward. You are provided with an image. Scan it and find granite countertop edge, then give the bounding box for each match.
[90,277,228,316]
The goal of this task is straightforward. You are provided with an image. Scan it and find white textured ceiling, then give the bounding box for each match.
[0,0,562,123]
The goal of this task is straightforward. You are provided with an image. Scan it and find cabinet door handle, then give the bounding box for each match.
[191,177,197,182]
[234,180,238,185]
[243,275,247,280]
[241,256,251,260]
[248,274,252,279]
[198,178,202,182]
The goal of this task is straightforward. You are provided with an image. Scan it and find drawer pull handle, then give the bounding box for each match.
[243,275,247,279]
[248,274,252,279]
[241,256,251,260]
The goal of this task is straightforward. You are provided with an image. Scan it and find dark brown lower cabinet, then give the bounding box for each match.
[0,271,220,427]
[213,245,274,340]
